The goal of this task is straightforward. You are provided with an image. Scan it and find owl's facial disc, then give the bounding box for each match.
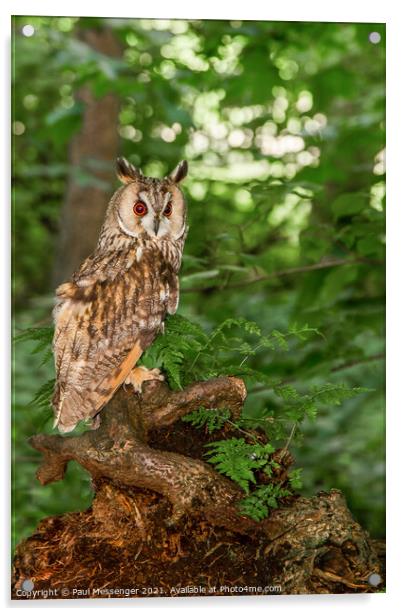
[116,183,186,240]
[137,191,172,238]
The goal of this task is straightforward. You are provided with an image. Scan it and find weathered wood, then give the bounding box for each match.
[29,377,252,530]
[13,377,384,598]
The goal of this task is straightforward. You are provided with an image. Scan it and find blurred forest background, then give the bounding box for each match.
[12,16,385,550]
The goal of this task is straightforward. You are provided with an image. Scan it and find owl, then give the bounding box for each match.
[52,157,189,433]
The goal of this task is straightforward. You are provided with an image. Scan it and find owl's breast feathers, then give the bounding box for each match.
[52,239,182,433]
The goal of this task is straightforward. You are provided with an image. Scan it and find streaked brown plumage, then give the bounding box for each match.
[52,158,188,432]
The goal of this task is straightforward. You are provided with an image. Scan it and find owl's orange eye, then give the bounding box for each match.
[133,201,147,217]
[164,202,173,217]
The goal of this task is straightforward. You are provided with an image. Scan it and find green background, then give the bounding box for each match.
[12,16,385,551]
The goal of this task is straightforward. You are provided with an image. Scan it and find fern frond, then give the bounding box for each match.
[182,406,231,432]
[211,317,261,339]
[30,378,55,412]
[238,483,292,521]
[205,438,275,492]
[308,383,373,405]
[14,326,54,358]
[273,384,300,401]
[164,313,208,340]
[288,468,303,490]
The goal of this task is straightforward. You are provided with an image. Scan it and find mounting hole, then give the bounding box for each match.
[22,579,34,591]
[369,32,381,44]
[22,24,35,37]
[367,572,382,586]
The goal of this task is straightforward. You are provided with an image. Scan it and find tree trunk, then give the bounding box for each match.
[53,26,122,285]
[12,377,384,598]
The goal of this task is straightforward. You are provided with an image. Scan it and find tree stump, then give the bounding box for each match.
[12,377,384,598]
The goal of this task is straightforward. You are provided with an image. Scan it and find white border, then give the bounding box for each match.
[1,0,393,22]
[2,1,401,613]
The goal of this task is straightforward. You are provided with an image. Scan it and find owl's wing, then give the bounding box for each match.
[52,248,172,433]
[166,274,180,315]
[70,248,138,287]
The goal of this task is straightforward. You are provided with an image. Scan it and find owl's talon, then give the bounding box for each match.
[124,366,164,393]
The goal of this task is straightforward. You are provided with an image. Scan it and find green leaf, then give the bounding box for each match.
[288,468,303,490]
[205,438,276,492]
[331,193,367,220]
[271,330,289,351]
[274,384,300,401]
[308,383,372,406]
[30,378,55,414]
[14,327,54,362]
[181,406,231,432]
[238,483,292,521]
[356,235,383,257]
[212,317,262,338]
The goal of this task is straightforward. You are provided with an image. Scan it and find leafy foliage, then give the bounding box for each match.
[180,334,368,521]
[288,468,303,490]
[141,313,320,391]
[205,438,276,493]
[14,326,54,365]
[13,326,55,417]
[140,314,208,389]
[239,484,292,522]
[181,406,231,433]
[30,379,55,418]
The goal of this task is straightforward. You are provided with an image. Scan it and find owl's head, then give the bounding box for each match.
[110,157,188,242]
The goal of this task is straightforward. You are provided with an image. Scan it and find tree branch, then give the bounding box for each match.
[29,377,254,530]
[330,352,384,374]
[182,257,382,294]
[141,376,247,429]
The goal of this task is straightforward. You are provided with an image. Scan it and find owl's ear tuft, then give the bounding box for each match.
[169,160,188,184]
[116,157,141,184]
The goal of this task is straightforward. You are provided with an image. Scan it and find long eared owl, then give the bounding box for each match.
[52,158,189,433]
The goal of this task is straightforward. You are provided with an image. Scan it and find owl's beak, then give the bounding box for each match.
[153,218,160,236]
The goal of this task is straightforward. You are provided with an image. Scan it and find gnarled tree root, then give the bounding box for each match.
[12,376,384,597]
[28,377,250,530]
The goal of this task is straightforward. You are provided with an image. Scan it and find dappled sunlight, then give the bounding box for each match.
[370,181,385,211]
[373,148,385,176]
[161,32,209,72]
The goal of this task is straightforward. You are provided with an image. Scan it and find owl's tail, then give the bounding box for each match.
[53,342,144,433]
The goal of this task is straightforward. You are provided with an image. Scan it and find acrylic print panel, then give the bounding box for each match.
[11,15,385,599]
